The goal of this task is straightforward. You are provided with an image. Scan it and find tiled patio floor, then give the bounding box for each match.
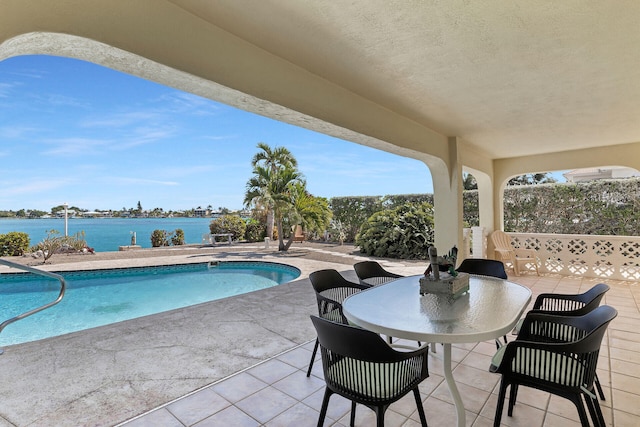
[121,273,640,427]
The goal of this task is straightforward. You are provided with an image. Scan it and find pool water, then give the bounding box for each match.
[0,261,300,346]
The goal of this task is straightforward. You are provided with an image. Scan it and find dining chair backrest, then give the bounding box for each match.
[517,304,617,345]
[310,315,430,426]
[306,269,370,377]
[309,269,369,323]
[532,283,609,316]
[353,261,402,286]
[456,258,508,279]
[311,315,416,362]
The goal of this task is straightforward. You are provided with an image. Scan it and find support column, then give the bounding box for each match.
[429,137,464,253]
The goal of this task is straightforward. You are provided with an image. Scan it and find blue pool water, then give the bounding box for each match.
[0,261,300,346]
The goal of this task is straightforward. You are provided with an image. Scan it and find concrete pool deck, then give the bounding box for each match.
[0,242,425,426]
[3,243,639,426]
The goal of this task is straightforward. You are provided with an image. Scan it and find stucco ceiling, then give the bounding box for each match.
[171,0,640,159]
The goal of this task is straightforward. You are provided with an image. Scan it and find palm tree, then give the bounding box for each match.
[244,163,304,250]
[250,143,298,239]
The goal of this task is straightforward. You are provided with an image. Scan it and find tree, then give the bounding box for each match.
[279,182,332,250]
[250,142,298,239]
[245,162,304,251]
[508,173,556,186]
[463,173,478,190]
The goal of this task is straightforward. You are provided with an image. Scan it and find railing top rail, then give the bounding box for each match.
[508,232,640,240]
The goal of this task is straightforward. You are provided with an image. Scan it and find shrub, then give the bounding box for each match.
[30,230,63,263]
[209,215,247,242]
[244,218,266,242]
[150,229,169,247]
[0,231,30,256]
[61,231,89,251]
[356,201,435,259]
[171,228,185,246]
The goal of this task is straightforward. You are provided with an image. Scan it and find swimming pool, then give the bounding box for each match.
[0,261,300,346]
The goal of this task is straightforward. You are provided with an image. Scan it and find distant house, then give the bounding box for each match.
[82,211,112,218]
[194,207,210,217]
[563,166,640,183]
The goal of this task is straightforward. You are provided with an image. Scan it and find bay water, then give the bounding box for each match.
[0,217,214,252]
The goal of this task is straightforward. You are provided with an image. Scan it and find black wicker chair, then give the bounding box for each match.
[353,261,402,287]
[530,283,610,314]
[306,269,370,377]
[311,315,430,427]
[455,258,509,348]
[512,283,610,400]
[490,305,617,427]
[455,258,508,280]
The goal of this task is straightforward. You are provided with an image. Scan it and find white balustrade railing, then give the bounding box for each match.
[505,232,640,281]
[468,228,640,281]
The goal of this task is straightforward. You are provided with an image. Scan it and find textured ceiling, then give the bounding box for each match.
[173,0,640,159]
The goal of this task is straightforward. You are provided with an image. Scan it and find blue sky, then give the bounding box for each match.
[0,55,434,212]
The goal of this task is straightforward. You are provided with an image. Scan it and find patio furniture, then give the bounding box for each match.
[292,225,305,242]
[490,305,617,427]
[353,261,402,287]
[306,269,369,377]
[514,283,610,334]
[455,258,508,279]
[456,258,509,348]
[310,315,430,427]
[490,230,539,276]
[342,274,531,427]
[512,282,610,400]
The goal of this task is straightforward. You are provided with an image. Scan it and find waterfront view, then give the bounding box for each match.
[0,217,213,252]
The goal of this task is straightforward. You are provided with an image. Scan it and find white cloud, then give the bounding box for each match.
[40,137,112,156]
[1,178,74,196]
[109,177,179,186]
[80,111,160,128]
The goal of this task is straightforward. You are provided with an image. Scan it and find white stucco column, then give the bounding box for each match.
[428,137,465,253]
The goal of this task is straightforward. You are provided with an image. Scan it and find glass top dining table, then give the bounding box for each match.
[342,274,532,427]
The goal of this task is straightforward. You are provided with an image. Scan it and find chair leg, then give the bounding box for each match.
[494,380,508,427]
[595,373,606,400]
[374,406,385,427]
[508,383,518,416]
[306,338,319,377]
[413,388,428,427]
[317,388,332,427]
[571,394,591,427]
[584,393,606,427]
[350,401,357,427]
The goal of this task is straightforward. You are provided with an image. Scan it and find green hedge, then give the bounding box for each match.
[330,178,640,243]
[503,178,640,234]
